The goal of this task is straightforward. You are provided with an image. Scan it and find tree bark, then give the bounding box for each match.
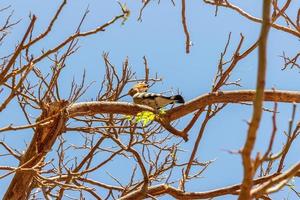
[3,100,68,200]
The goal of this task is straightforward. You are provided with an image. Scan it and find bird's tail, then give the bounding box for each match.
[170,95,185,104]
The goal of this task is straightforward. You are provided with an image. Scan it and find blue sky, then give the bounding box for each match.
[1,0,300,199]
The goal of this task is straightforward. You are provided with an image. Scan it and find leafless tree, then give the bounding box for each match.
[0,0,300,199]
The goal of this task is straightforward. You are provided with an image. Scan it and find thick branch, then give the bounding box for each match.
[68,90,300,121]
[67,101,154,117]
[239,1,271,199]
[166,90,300,121]
[66,90,300,141]
[3,101,68,200]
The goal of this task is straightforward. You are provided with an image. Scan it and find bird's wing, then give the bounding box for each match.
[133,92,175,108]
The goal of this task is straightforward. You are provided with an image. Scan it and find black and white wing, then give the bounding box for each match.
[133,92,180,109]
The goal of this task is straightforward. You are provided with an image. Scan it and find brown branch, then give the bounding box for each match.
[0,109,64,131]
[138,0,151,21]
[271,0,291,22]
[182,108,204,134]
[120,173,279,199]
[143,56,149,84]
[156,118,189,141]
[166,90,300,121]
[213,34,253,91]
[77,177,123,191]
[0,141,21,160]
[181,0,191,53]
[56,136,103,198]
[67,101,155,117]
[297,8,300,28]
[0,61,34,112]
[252,162,300,196]
[277,106,300,172]
[180,108,211,189]
[0,15,36,85]
[260,102,278,162]
[3,101,69,200]
[239,1,271,199]
[203,0,300,38]
[67,90,300,141]
[23,0,67,49]
[32,12,127,64]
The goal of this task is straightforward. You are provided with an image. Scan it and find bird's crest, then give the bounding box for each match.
[128,82,149,96]
[133,82,149,90]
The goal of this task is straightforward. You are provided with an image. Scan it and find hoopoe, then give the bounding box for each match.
[128,82,185,109]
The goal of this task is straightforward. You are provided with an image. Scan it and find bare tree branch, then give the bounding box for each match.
[239,1,271,199]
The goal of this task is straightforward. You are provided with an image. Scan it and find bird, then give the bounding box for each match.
[128,82,185,109]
